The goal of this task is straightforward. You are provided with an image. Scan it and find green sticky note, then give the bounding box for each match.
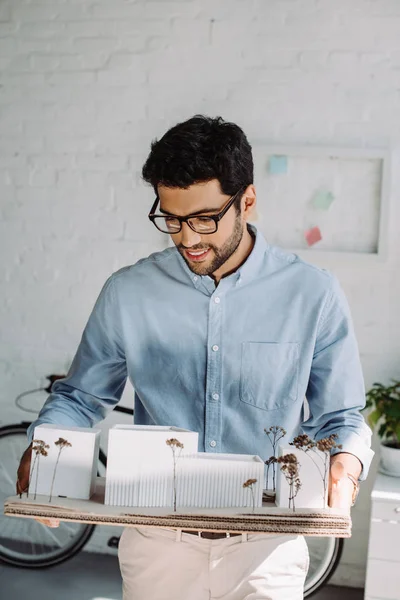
[312,190,335,210]
[268,155,288,175]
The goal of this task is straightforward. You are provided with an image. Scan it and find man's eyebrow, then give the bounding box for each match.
[159,207,219,217]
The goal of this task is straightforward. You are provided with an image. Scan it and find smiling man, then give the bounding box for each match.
[17,115,373,600]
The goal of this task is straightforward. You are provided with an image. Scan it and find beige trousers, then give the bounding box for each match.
[118,527,309,600]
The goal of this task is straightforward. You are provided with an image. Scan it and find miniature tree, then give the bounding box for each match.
[243,478,258,512]
[30,440,50,500]
[49,438,72,502]
[166,438,184,512]
[264,456,277,494]
[277,453,301,511]
[290,433,342,506]
[264,426,286,491]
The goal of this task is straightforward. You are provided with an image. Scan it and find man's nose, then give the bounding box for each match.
[180,222,202,248]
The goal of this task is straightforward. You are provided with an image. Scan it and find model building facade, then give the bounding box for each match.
[104,425,264,509]
[29,424,100,500]
[105,425,199,507]
[275,445,328,509]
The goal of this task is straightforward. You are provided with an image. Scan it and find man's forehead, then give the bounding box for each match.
[158,181,225,216]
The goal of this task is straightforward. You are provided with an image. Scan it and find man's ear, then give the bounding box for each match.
[242,185,257,222]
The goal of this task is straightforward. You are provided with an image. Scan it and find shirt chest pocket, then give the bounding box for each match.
[239,342,300,411]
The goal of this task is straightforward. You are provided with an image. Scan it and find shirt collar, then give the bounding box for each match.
[235,224,268,285]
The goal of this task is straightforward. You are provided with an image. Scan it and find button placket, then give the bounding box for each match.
[204,291,222,452]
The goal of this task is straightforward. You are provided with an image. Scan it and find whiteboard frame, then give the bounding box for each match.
[250,143,391,262]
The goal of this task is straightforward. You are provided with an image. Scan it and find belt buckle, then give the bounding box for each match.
[198,531,230,539]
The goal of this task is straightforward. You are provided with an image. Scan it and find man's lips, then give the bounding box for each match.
[184,248,211,262]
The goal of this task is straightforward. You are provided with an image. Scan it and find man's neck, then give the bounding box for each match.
[212,226,255,284]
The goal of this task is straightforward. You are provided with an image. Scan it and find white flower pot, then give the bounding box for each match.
[380,442,400,477]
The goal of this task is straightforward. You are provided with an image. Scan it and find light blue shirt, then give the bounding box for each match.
[29,225,374,480]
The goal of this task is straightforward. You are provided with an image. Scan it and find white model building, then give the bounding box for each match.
[105,425,199,507]
[171,453,264,509]
[275,445,328,509]
[104,425,264,509]
[29,424,100,500]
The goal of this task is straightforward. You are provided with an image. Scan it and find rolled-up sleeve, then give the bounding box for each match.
[27,274,127,442]
[302,276,374,481]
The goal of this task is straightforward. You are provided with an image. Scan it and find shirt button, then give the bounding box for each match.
[210,440,217,448]
[212,393,219,400]
[212,345,219,352]
[193,276,198,282]
[214,297,220,304]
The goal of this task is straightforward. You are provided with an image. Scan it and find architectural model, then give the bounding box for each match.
[27,423,336,512]
[6,424,352,538]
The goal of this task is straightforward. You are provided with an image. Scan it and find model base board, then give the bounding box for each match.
[4,478,351,538]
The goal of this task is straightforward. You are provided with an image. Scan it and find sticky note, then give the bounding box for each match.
[312,190,334,210]
[268,155,288,175]
[305,226,322,247]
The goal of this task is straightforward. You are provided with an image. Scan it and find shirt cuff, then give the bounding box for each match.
[331,430,375,481]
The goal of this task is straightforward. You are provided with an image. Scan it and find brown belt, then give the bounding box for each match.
[182,530,242,540]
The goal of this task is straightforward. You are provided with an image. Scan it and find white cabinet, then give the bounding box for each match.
[365,473,400,600]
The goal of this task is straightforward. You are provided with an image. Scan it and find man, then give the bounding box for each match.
[17,115,373,600]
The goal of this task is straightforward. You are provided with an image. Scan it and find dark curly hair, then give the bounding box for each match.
[142,115,253,210]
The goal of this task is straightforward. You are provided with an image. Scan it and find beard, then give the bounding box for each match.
[177,215,244,277]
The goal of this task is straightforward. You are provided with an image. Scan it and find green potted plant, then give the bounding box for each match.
[365,380,400,476]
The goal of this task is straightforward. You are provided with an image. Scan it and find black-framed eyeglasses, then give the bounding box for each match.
[148,188,244,235]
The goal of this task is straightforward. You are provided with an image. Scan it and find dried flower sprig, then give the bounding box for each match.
[290,433,342,506]
[166,438,184,512]
[55,438,72,448]
[49,438,72,502]
[264,426,286,491]
[264,456,277,494]
[30,440,50,500]
[277,453,301,511]
[166,438,184,449]
[243,478,258,512]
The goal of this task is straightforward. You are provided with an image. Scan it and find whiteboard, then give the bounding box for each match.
[251,144,390,259]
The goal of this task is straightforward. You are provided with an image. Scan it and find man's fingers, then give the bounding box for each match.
[35,518,60,528]
[16,444,32,495]
[16,479,28,495]
[328,461,352,511]
[328,477,352,511]
[16,470,29,495]
[330,461,346,482]
[16,473,29,494]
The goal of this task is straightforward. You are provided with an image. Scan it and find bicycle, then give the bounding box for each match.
[0,377,343,597]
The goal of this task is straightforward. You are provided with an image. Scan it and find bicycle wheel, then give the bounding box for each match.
[304,536,344,597]
[0,423,96,568]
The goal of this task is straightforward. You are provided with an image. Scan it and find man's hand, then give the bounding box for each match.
[328,452,361,511]
[16,443,60,528]
[16,443,32,497]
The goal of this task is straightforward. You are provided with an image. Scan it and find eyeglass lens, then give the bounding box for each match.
[154,216,217,234]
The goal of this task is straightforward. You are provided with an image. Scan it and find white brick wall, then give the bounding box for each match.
[1,0,400,587]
